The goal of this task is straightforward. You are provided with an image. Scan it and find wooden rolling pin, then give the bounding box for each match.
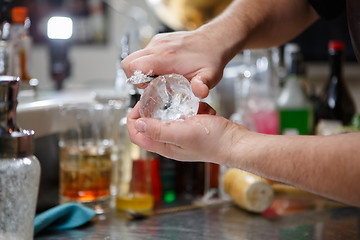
[223,168,274,213]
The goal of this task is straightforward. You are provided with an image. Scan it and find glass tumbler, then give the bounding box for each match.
[58,103,113,214]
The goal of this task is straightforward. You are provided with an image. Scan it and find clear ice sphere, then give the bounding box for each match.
[140,74,200,121]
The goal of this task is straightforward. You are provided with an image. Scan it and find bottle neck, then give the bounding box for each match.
[287,51,304,77]
[329,49,343,82]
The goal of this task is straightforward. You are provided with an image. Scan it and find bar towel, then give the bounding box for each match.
[34,203,96,236]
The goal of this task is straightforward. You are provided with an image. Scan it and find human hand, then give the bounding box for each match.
[127,101,250,163]
[121,30,228,99]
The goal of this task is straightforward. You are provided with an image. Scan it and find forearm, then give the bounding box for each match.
[229,132,360,206]
[197,0,319,61]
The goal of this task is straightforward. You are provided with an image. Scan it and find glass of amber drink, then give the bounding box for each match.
[59,103,113,214]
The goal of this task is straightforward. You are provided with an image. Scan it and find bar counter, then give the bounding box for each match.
[34,200,360,240]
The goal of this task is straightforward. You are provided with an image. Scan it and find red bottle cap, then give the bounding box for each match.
[328,40,345,51]
[12,7,28,24]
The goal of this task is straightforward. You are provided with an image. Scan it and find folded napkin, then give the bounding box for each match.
[34,203,96,236]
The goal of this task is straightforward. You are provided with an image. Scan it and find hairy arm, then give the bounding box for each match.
[229,131,360,206]
[198,0,319,62]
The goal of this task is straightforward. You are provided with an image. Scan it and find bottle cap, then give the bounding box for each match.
[328,40,345,51]
[12,6,28,24]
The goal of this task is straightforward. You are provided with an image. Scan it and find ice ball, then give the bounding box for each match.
[140,74,200,121]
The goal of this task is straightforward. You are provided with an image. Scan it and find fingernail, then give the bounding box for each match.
[135,119,147,132]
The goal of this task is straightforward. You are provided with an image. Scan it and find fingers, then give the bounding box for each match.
[127,101,141,120]
[122,54,177,82]
[126,103,167,151]
[134,118,187,145]
[121,49,150,78]
[121,30,222,99]
[190,68,223,99]
[121,32,183,78]
[127,102,216,148]
[127,101,239,162]
[191,76,210,99]
[128,114,231,162]
[127,106,186,158]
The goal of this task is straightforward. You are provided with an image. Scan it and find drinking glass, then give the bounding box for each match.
[58,103,113,214]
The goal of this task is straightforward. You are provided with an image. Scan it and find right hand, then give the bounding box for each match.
[126,102,252,163]
[121,30,228,99]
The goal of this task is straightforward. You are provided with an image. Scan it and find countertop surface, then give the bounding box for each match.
[34,200,360,240]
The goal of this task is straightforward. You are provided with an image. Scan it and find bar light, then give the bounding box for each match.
[47,16,73,40]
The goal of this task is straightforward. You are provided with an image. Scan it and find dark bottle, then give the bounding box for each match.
[316,40,356,127]
[176,161,205,200]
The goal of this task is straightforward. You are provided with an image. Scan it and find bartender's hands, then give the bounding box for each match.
[121,30,228,99]
[127,102,251,163]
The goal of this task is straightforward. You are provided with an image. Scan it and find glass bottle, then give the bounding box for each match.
[116,91,157,213]
[231,52,257,131]
[10,6,32,82]
[245,49,280,135]
[315,40,356,127]
[277,43,313,135]
[0,76,41,239]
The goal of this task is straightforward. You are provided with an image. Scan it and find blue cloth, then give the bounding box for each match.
[34,203,96,236]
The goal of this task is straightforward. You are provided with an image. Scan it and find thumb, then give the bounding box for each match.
[191,75,210,99]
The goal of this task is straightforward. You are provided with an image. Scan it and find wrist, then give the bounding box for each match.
[226,128,275,175]
[196,17,246,65]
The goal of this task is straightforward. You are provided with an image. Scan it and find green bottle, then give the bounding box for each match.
[277,43,313,135]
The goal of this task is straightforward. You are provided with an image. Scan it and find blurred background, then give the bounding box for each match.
[10,0,359,92]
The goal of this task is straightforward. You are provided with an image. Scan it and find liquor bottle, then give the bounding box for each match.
[277,43,312,135]
[175,161,205,200]
[10,6,32,82]
[116,91,161,213]
[315,40,356,128]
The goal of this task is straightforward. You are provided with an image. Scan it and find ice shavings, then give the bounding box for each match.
[127,70,154,84]
[140,74,200,121]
